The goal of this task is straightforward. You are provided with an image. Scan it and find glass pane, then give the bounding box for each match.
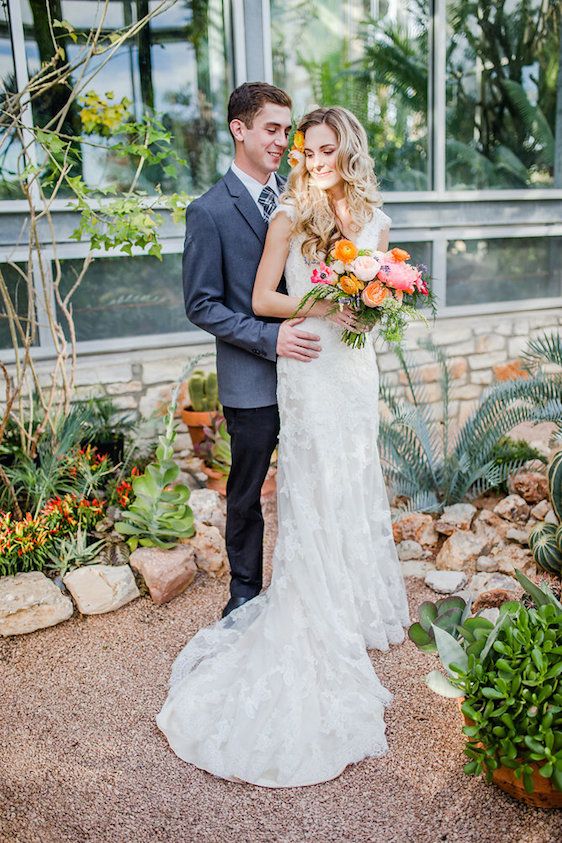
[0,262,34,349]
[446,0,561,189]
[271,0,430,191]
[21,0,233,194]
[57,252,195,341]
[391,239,431,272]
[0,2,25,198]
[446,237,562,306]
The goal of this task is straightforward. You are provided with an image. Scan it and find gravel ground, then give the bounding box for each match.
[1,498,560,843]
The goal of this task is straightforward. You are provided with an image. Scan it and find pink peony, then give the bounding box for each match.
[377,257,420,294]
[310,261,336,285]
[350,254,382,282]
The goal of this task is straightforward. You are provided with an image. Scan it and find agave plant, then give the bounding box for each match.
[408,595,471,652]
[379,333,562,511]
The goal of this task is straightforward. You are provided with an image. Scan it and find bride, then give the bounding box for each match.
[157,106,410,788]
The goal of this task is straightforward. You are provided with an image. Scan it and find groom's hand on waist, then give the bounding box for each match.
[276,318,322,362]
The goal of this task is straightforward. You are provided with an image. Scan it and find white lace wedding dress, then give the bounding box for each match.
[156,205,410,787]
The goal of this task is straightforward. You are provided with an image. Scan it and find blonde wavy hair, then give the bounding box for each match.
[283,107,381,260]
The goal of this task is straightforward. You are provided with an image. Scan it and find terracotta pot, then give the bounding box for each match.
[201,465,228,495]
[181,408,220,447]
[201,466,277,499]
[458,702,562,808]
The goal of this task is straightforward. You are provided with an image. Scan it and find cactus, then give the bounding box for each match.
[529,522,562,575]
[548,449,562,523]
[529,450,562,576]
[187,370,220,412]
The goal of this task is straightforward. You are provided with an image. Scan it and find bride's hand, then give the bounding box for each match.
[319,302,361,330]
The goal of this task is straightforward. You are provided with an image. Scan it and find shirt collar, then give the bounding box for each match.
[230,161,279,206]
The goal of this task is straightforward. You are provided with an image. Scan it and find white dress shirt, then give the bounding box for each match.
[230,161,279,212]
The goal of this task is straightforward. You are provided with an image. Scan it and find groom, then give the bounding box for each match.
[183,82,322,618]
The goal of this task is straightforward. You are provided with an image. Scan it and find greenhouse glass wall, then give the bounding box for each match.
[1,0,561,415]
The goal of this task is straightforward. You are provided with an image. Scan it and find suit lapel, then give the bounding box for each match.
[223,169,268,245]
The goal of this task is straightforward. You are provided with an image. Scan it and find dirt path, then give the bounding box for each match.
[1,500,559,843]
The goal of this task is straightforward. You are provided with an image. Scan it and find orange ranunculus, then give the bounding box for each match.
[362,280,390,307]
[333,239,358,265]
[293,130,305,151]
[339,274,362,295]
[389,247,411,262]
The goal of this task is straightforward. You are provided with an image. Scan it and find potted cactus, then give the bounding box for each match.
[181,370,221,447]
[529,450,562,575]
[410,572,562,808]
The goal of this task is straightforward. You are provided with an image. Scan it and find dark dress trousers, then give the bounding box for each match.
[182,169,287,598]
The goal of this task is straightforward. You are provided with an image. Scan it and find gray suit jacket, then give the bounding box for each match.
[182,169,286,408]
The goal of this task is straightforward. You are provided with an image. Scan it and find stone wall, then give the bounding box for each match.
[22,308,562,434]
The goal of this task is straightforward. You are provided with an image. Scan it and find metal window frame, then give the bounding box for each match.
[1,0,561,364]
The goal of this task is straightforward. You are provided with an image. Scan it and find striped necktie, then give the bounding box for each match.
[258,185,278,222]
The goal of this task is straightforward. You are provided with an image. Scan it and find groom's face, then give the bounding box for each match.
[232,102,292,179]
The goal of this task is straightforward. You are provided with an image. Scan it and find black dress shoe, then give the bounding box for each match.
[221,596,252,619]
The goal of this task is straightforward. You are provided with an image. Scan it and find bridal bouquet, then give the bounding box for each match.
[296,239,435,349]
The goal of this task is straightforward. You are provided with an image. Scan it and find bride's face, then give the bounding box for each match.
[303,124,344,193]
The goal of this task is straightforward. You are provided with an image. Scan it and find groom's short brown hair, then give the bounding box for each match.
[228,82,292,137]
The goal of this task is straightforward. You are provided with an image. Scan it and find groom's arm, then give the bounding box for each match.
[182,202,280,362]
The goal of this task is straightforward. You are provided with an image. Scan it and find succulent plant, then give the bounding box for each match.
[115,406,195,550]
[417,571,562,794]
[408,596,470,652]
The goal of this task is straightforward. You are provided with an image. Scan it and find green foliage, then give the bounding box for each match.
[421,573,562,792]
[195,415,232,476]
[379,334,562,511]
[115,406,195,550]
[44,528,108,578]
[488,436,547,493]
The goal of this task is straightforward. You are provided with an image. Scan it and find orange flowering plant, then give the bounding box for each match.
[295,239,436,349]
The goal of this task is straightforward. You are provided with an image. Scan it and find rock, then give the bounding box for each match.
[545,508,559,526]
[531,500,550,520]
[506,527,529,545]
[400,560,434,578]
[493,494,530,524]
[478,607,500,624]
[469,573,519,595]
[435,531,491,573]
[493,360,529,381]
[63,565,139,614]
[424,570,468,594]
[0,572,74,636]
[392,512,438,547]
[186,523,229,577]
[435,503,477,535]
[476,556,499,573]
[396,540,424,560]
[507,470,549,504]
[492,543,534,575]
[497,559,515,575]
[188,489,226,537]
[473,589,518,613]
[129,546,197,605]
[472,509,509,547]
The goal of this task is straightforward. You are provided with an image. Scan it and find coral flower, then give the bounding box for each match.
[333,239,358,265]
[339,273,362,295]
[389,247,411,262]
[293,130,305,151]
[377,260,419,294]
[362,281,391,307]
